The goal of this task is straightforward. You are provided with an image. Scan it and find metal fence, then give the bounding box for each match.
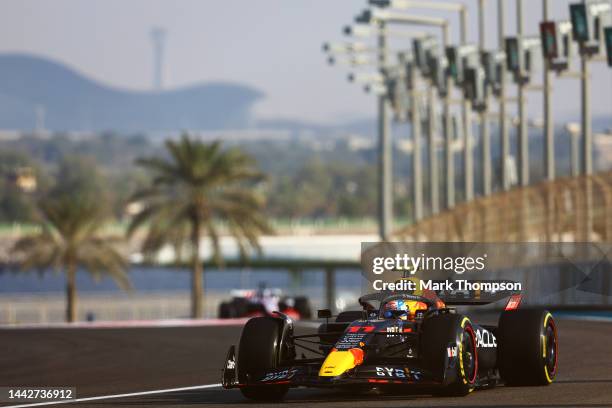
[397,171,612,242]
[0,292,217,324]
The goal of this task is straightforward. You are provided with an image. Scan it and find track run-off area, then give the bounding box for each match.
[1,316,611,408]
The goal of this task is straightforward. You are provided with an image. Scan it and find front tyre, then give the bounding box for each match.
[237,316,290,401]
[498,309,558,386]
[421,314,478,396]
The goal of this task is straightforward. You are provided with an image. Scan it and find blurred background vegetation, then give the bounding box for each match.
[0,132,415,228]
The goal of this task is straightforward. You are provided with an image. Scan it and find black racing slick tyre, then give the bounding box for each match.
[237,317,290,401]
[421,314,478,396]
[498,309,558,386]
[218,302,231,318]
[232,298,249,317]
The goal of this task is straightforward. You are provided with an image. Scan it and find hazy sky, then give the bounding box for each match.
[0,0,610,124]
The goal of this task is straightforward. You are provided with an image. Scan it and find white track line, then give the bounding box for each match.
[0,318,321,330]
[0,319,249,330]
[2,383,222,408]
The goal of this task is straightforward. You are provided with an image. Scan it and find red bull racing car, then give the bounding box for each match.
[222,280,558,401]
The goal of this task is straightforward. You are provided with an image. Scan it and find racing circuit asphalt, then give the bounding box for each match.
[1,316,612,408]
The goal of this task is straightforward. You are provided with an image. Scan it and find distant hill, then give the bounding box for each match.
[0,54,263,132]
[0,53,607,137]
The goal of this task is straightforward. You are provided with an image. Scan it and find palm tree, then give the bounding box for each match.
[128,135,272,318]
[13,191,129,322]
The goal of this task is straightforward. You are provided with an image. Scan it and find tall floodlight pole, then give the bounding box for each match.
[377,21,393,239]
[405,2,468,206]
[516,0,529,186]
[372,11,448,223]
[499,0,510,191]
[408,63,423,222]
[424,25,451,216]
[436,24,451,214]
[341,24,430,237]
[569,0,611,175]
[324,36,389,240]
[581,49,592,175]
[427,79,438,214]
[479,0,492,196]
[370,1,466,210]
[361,7,449,223]
[543,0,555,181]
[446,11,468,209]
[444,78,455,208]
[463,46,474,199]
[565,123,581,177]
[346,14,394,241]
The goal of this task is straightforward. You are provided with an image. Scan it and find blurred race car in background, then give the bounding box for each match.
[218,286,312,320]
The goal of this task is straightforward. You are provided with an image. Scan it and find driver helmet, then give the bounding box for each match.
[383,299,409,320]
[383,299,428,321]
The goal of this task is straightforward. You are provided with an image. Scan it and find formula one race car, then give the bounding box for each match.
[218,287,312,320]
[222,280,558,401]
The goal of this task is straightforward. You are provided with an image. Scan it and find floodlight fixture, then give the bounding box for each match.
[570,0,612,56]
[505,36,541,84]
[605,26,612,66]
[540,20,575,71]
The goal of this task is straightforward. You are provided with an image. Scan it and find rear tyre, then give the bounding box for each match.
[421,314,478,396]
[218,302,231,318]
[232,298,249,317]
[498,309,558,386]
[237,317,290,401]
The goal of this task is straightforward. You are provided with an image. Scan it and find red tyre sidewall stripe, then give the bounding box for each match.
[464,324,478,384]
[549,318,558,376]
